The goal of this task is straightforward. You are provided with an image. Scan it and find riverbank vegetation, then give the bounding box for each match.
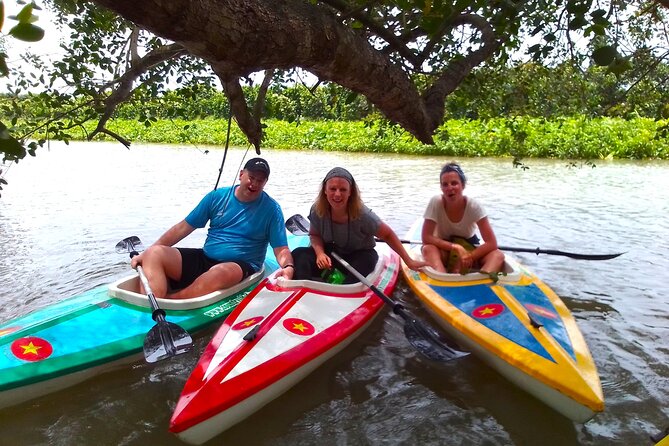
[8,61,669,160]
[91,116,667,160]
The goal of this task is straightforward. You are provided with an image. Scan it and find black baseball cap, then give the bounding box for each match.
[243,157,270,178]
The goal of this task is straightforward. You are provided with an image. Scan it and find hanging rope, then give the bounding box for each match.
[212,109,254,217]
[213,111,234,190]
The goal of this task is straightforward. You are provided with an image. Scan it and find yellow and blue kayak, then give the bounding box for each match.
[400,222,604,422]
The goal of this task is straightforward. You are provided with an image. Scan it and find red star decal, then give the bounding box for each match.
[11,336,53,361]
[282,318,315,336]
[472,303,505,319]
[232,316,264,330]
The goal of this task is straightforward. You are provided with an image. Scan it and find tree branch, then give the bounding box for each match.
[423,14,501,131]
[89,43,188,141]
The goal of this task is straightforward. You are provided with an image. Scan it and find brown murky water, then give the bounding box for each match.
[1,142,667,445]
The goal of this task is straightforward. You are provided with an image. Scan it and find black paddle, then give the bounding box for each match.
[285,215,468,361]
[115,236,194,363]
[285,214,623,261]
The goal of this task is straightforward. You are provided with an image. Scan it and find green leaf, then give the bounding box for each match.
[592,45,616,66]
[0,56,8,77]
[590,8,606,19]
[15,3,33,22]
[527,43,541,53]
[8,22,45,42]
[0,122,27,160]
[607,56,632,76]
[543,33,555,43]
[568,16,588,30]
[586,24,606,36]
[567,0,590,16]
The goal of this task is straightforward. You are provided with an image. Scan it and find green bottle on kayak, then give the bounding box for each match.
[321,268,345,284]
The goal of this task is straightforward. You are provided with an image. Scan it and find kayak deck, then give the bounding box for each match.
[0,269,264,410]
[401,236,603,422]
[170,246,399,444]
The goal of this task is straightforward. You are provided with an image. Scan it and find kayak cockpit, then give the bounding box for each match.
[418,253,523,283]
[276,249,387,293]
[107,268,264,310]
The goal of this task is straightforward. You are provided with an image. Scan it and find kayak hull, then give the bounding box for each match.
[170,245,399,444]
[176,317,376,445]
[0,267,265,410]
[401,222,603,422]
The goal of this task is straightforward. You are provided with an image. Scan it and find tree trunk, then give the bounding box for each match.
[92,0,443,143]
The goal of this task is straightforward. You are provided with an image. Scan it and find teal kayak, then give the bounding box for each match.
[0,247,283,409]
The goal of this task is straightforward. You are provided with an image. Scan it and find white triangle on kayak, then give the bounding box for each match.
[203,290,294,380]
[222,291,368,383]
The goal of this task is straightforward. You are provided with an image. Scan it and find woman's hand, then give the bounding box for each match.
[406,258,428,271]
[452,244,473,272]
[315,252,332,270]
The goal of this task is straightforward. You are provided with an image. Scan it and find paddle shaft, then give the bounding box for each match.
[134,260,167,323]
[387,238,623,260]
[130,251,176,357]
[330,252,468,361]
[287,214,620,261]
[286,216,468,361]
[330,252,403,316]
[117,236,193,362]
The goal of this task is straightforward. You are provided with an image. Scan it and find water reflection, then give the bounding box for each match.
[1,142,668,445]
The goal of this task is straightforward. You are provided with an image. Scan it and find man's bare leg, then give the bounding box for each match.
[137,245,183,298]
[167,262,244,299]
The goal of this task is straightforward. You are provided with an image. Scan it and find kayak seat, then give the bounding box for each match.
[107,267,265,310]
[277,253,386,293]
[411,245,521,283]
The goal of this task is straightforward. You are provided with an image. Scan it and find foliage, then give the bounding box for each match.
[43,116,668,160]
[1,0,47,196]
[1,0,669,188]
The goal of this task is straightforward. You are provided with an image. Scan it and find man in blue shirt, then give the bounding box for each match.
[131,158,294,299]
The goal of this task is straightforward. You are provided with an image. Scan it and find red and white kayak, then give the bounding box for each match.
[169,244,399,444]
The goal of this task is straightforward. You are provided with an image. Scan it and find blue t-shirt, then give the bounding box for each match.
[185,186,287,271]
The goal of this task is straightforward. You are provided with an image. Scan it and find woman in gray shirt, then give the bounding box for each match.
[292,167,425,283]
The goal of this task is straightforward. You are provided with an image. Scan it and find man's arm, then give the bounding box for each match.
[273,245,295,279]
[154,220,196,246]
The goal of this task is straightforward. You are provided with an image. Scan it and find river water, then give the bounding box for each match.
[0,142,667,445]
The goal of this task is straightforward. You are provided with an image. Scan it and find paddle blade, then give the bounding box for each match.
[403,318,469,362]
[115,236,144,254]
[285,214,310,236]
[143,321,193,363]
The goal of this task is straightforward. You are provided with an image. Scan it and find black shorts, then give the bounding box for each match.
[169,248,256,291]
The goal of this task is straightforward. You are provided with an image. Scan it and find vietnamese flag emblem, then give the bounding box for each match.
[472,303,505,319]
[11,336,53,361]
[232,316,264,330]
[283,318,315,336]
